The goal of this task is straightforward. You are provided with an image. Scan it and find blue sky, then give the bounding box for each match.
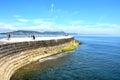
[0,0,120,35]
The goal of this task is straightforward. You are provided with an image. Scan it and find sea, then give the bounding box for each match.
[1,35,120,80]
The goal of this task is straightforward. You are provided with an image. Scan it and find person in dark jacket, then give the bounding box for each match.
[32,35,35,40]
[7,33,11,40]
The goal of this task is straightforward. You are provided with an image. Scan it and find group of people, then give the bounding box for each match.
[7,33,36,40]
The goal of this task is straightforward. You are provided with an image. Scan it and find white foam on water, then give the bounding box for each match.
[39,52,73,63]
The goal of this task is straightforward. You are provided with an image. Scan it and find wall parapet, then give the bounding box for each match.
[0,37,74,57]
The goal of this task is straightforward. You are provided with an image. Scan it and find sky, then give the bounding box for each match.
[0,0,120,35]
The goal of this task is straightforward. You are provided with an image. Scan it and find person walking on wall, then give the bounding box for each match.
[7,33,11,40]
[33,35,35,40]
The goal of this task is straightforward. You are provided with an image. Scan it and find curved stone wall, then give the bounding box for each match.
[0,37,76,80]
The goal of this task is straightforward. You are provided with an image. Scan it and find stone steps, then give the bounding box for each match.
[2,57,30,80]
[4,57,30,79]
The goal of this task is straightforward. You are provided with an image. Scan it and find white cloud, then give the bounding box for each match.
[13,15,29,23]
[13,15,21,18]
[33,19,52,27]
[33,19,44,24]
[14,25,55,32]
[70,20,84,25]
[17,18,29,23]
[50,23,120,35]
[0,23,14,29]
[0,22,119,35]
[1,15,120,35]
[96,23,119,27]
[0,23,16,32]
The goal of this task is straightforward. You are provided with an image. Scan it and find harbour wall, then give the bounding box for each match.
[0,37,78,80]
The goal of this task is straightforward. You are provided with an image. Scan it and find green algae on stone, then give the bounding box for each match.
[62,40,80,52]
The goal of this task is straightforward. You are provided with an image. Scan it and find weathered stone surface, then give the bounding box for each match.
[0,37,78,80]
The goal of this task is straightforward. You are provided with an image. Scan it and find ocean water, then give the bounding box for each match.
[8,35,120,80]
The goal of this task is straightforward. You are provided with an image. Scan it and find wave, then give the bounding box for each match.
[39,52,72,63]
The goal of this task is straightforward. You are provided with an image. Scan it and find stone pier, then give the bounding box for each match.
[0,36,79,80]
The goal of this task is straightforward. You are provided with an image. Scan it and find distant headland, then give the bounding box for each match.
[0,30,77,35]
